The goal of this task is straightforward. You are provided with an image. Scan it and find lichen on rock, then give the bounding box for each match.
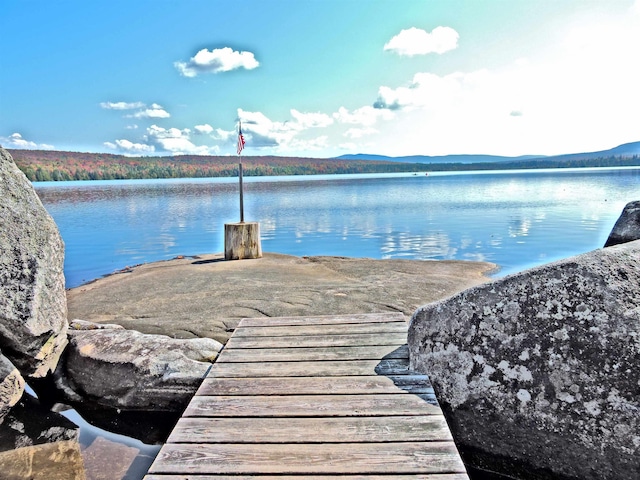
[408,240,640,480]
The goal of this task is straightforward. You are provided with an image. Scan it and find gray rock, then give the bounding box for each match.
[604,200,640,247]
[0,354,25,422]
[55,329,222,411]
[0,147,68,378]
[408,240,640,480]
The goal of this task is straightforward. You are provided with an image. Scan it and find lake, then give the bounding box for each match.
[34,167,640,289]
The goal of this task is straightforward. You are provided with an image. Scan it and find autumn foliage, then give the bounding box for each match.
[9,150,431,181]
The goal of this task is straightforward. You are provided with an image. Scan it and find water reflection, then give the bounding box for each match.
[34,168,639,287]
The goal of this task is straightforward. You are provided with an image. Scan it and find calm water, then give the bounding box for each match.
[34,167,640,289]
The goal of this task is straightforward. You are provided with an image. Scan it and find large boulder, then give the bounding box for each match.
[604,200,640,247]
[0,147,68,378]
[0,353,25,422]
[54,328,222,411]
[408,240,640,480]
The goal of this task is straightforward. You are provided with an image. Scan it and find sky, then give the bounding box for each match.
[1,0,640,158]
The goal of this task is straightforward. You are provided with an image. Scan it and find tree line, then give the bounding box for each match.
[7,149,640,182]
[8,150,432,181]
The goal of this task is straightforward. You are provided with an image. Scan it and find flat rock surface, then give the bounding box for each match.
[67,253,495,344]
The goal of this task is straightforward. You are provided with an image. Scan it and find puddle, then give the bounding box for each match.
[0,385,178,480]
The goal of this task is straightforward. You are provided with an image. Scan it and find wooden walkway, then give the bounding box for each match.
[145,312,469,479]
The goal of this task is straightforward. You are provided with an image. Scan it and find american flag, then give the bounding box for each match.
[237,122,245,155]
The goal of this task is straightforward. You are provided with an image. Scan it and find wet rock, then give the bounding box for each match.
[408,240,640,480]
[0,354,24,422]
[0,392,79,452]
[0,147,68,378]
[55,329,222,411]
[82,436,139,480]
[0,390,84,479]
[604,200,640,247]
[0,440,86,480]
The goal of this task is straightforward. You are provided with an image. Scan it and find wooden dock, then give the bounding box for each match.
[145,312,469,479]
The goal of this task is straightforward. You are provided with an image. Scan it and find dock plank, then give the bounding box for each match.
[232,322,409,337]
[197,374,433,396]
[239,312,406,327]
[168,416,453,444]
[145,475,470,480]
[207,358,411,378]
[226,331,408,348]
[147,442,467,475]
[183,393,439,417]
[216,344,409,362]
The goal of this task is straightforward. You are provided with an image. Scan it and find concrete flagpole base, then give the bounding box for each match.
[224,222,262,260]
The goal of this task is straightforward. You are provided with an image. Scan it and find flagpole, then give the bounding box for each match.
[237,121,245,223]
[238,159,244,223]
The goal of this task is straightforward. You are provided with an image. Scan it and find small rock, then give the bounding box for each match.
[82,436,139,480]
[0,354,24,422]
[604,200,640,247]
[68,319,124,331]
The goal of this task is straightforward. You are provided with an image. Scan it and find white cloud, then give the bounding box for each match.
[290,109,334,128]
[145,125,219,155]
[236,108,375,156]
[175,47,259,77]
[373,70,489,111]
[238,110,292,148]
[128,103,171,119]
[194,124,214,134]
[0,132,54,150]
[384,26,459,56]
[104,139,155,154]
[102,101,170,120]
[287,135,330,152]
[208,128,235,142]
[344,127,378,139]
[100,101,145,110]
[333,106,394,127]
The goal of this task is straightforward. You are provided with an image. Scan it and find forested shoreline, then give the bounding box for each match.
[8,149,640,181]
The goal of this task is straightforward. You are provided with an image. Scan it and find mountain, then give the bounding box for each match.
[336,153,544,164]
[336,141,640,164]
[542,141,640,163]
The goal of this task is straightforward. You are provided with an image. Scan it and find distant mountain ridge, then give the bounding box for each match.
[336,141,640,164]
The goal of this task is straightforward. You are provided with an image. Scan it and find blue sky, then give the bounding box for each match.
[2,0,639,158]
